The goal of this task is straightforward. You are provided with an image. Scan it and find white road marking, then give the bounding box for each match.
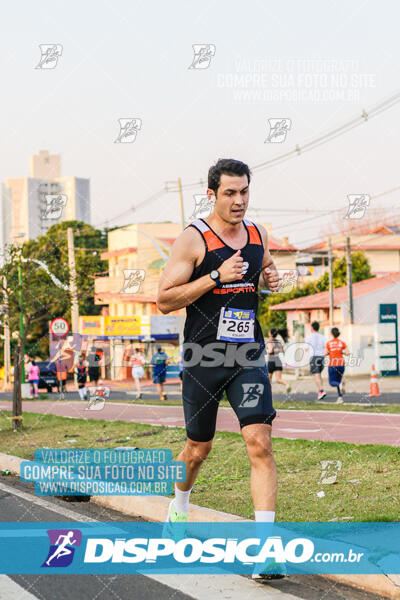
[0,482,301,600]
[0,575,38,599]
[278,428,321,433]
[0,481,97,522]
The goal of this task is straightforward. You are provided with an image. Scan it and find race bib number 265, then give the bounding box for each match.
[216,307,255,342]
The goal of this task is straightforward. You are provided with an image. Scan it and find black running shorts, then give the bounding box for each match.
[310,356,325,375]
[182,364,276,442]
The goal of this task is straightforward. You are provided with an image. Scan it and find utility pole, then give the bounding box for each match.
[328,238,334,327]
[346,237,354,324]
[67,228,79,386]
[2,277,10,390]
[177,178,185,231]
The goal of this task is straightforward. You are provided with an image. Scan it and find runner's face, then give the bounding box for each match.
[210,174,249,224]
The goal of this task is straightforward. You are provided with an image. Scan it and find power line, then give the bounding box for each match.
[96,91,400,231]
[251,91,400,172]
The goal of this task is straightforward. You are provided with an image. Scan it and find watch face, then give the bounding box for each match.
[210,270,219,280]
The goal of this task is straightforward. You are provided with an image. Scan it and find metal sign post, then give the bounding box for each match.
[50,318,70,400]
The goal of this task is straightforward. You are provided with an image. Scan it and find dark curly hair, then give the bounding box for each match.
[208,158,251,195]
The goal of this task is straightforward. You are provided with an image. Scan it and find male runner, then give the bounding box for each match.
[305,321,327,400]
[157,158,282,580]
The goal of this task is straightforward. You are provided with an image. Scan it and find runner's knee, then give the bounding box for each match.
[245,434,273,462]
[183,439,212,464]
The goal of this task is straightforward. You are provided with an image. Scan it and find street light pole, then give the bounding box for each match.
[328,238,334,327]
[346,237,354,324]
[17,251,25,383]
[2,277,11,390]
[67,228,80,387]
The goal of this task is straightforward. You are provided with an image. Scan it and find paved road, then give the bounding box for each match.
[0,475,383,600]
[2,399,400,446]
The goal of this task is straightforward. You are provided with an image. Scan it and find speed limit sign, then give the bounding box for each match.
[50,317,70,338]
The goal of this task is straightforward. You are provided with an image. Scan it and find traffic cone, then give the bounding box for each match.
[369,364,381,397]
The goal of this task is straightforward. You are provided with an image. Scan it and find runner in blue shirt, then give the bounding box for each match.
[151,346,169,400]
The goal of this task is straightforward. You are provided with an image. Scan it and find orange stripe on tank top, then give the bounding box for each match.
[203,229,225,251]
[247,224,262,245]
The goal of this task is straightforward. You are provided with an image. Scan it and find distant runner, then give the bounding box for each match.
[27,360,40,398]
[324,327,349,403]
[75,355,88,401]
[157,158,283,580]
[151,346,169,401]
[130,347,145,399]
[267,328,291,393]
[305,321,327,400]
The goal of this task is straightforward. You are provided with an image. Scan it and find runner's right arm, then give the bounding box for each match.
[157,227,243,313]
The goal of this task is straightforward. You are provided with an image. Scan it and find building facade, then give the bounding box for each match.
[270,273,400,375]
[299,226,400,281]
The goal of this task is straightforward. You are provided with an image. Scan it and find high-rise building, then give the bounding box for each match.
[1,150,91,247]
[29,149,61,179]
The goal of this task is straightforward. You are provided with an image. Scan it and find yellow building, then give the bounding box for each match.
[94,222,182,317]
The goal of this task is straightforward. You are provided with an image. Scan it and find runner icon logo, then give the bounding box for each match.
[86,385,110,411]
[35,44,63,69]
[239,383,264,408]
[265,118,291,143]
[319,460,342,485]
[42,529,82,568]
[114,118,142,143]
[189,194,214,220]
[42,194,67,220]
[188,44,216,70]
[120,269,146,294]
[344,194,370,219]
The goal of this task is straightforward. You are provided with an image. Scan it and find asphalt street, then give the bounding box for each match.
[0,475,385,600]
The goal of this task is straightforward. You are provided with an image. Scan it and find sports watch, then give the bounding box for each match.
[210,269,221,286]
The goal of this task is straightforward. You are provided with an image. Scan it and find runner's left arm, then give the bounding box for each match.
[257,224,280,292]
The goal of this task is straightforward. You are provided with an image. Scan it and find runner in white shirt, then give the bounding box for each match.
[305,321,327,400]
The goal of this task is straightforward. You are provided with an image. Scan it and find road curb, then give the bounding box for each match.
[1,451,399,599]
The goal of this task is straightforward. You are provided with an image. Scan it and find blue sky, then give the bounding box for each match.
[1,0,400,245]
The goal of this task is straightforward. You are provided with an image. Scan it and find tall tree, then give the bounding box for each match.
[0,221,107,427]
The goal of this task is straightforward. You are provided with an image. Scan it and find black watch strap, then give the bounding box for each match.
[210,269,221,286]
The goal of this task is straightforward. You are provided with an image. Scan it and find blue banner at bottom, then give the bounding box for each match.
[0,522,399,575]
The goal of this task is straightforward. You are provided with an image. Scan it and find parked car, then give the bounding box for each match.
[37,361,60,393]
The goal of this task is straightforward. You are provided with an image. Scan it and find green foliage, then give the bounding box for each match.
[258,251,372,335]
[315,251,372,291]
[0,221,107,360]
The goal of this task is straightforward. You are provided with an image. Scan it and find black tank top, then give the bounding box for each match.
[77,365,87,377]
[183,218,265,355]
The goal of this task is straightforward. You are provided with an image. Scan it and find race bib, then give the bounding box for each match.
[216,307,255,342]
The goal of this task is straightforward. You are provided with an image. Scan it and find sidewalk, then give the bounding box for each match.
[273,373,398,394]
[60,374,397,395]
[62,377,181,393]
